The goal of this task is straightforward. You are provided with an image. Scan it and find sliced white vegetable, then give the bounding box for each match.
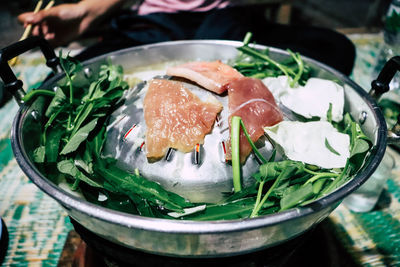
[168,205,207,218]
[262,76,345,122]
[264,121,350,169]
[262,75,291,98]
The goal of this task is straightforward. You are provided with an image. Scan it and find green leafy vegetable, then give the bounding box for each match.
[30,42,373,221]
[225,110,371,219]
[45,87,66,117]
[232,32,311,86]
[57,159,102,189]
[22,89,56,104]
[280,183,314,211]
[60,118,98,155]
[96,162,192,212]
[33,146,46,163]
[325,137,341,156]
[32,54,194,216]
[45,125,64,162]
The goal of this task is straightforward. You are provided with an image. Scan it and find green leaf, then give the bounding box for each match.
[103,87,125,101]
[259,160,304,182]
[324,137,341,156]
[350,138,370,157]
[184,198,258,221]
[82,82,99,102]
[71,102,94,136]
[223,183,258,202]
[251,164,300,217]
[45,87,66,117]
[74,153,94,175]
[57,159,78,176]
[280,183,314,210]
[45,125,65,162]
[60,118,98,155]
[86,126,107,159]
[100,62,124,83]
[57,159,102,188]
[312,179,326,194]
[96,163,191,212]
[59,52,82,78]
[33,146,46,163]
[326,103,333,123]
[259,162,281,180]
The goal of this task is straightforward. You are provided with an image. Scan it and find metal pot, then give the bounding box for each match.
[0,37,398,257]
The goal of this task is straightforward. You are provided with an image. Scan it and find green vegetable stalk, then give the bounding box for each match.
[231,116,242,192]
[231,116,268,193]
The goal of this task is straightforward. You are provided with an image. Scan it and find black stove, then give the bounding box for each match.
[64,218,356,267]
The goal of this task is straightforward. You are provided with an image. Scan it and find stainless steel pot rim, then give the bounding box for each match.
[11,40,388,234]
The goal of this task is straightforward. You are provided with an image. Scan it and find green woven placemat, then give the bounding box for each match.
[0,54,73,267]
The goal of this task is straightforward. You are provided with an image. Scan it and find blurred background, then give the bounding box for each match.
[0,0,393,48]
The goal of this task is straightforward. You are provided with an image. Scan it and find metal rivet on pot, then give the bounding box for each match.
[31,110,41,122]
[84,67,93,79]
[359,111,368,125]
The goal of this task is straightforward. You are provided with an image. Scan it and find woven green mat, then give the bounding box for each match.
[1,34,399,266]
[0,54,73,267]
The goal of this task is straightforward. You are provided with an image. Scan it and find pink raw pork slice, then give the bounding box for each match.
[166,60,243,94]
[226,77,283,163]
[144,79,223,160]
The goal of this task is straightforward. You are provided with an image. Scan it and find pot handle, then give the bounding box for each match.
[369,56,400,99]
[0,36,60,105]
[369,56,400,145]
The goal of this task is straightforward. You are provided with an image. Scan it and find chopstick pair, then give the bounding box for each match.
[9,0,55,66]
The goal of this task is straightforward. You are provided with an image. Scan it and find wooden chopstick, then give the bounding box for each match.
[9,0,55,66]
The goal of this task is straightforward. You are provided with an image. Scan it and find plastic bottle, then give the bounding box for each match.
[343,152,395,212]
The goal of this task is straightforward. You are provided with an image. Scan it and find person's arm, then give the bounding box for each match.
[18,0,126,47]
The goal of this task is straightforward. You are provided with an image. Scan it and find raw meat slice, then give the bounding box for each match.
[166,60,243,94]
[144,79,223,160]
[226,77,283,162]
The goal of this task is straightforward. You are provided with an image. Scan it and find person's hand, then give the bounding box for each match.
[18,0,124,47]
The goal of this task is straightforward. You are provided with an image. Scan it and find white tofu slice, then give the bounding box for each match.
[262,76,345,122]
[264,121,350,169]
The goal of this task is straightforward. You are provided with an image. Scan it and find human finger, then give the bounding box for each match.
[32,25,40,36]
[17,12,36,24]
[17,7,58,26]
[44,32,55,41]
[41,22,49,35]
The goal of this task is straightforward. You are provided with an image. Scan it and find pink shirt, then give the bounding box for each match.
[138,0,230,15]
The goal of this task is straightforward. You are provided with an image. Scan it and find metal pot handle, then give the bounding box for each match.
[369,56,400,144]
[0,36,60,106]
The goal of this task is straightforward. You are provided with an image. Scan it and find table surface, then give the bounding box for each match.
[1,33,400,267]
